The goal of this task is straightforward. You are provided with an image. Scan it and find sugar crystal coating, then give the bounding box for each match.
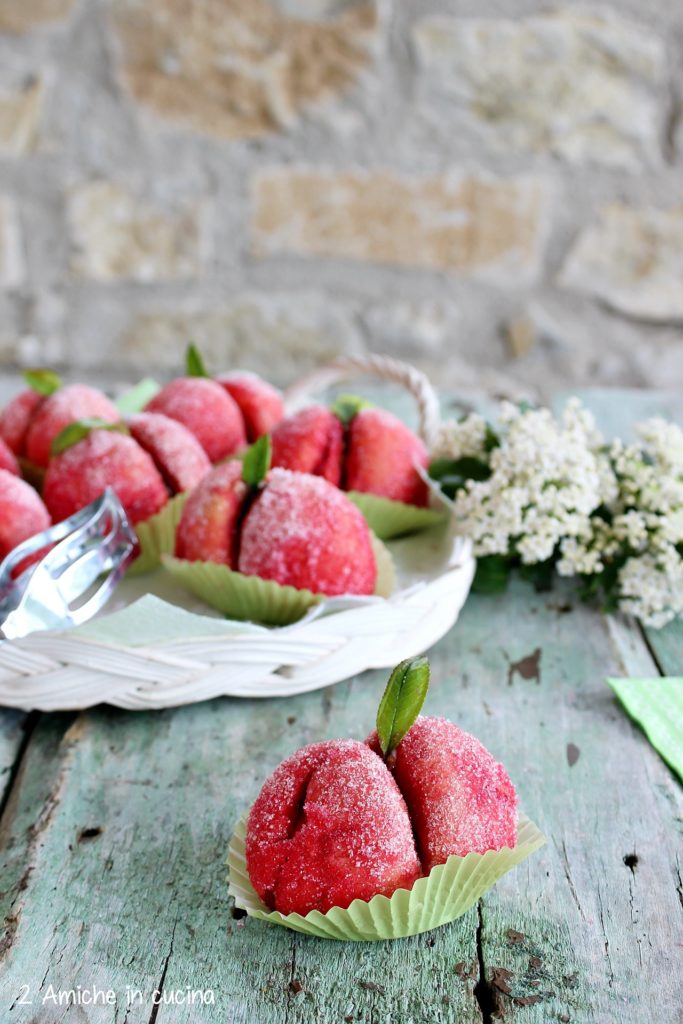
[238,468,376,596]
[217,372,284,443]
[346,407,429,506]
[128,412,211,495]
[24,384,120,469]
[146,377,246,463]
[0,469,51,560]
[271,405,343,485]
[43,430,168,525]
[367,716,517,871]
[0,389,44,455]
[246,739,421,915]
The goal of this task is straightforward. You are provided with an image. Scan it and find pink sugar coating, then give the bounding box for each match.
[24,384,120,469]
[217,373,284,443]
[0,469,51,559]
[367,716,518,871]
[0,390,44,455]
[0,437,19,476]
[346,407,429,506]
[146,378,246,463]
[175,461,247,564]
[238,468,376,596]
[271,405,343,485]
[246,739,421,915]
[43,430,168,526]
[128,412,211,495]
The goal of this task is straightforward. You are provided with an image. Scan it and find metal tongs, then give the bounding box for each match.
[0,489,137,641]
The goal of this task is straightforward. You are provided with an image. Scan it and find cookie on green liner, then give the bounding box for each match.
[347,491,446,540]
[227,812,545,941]
[162,533,395,626]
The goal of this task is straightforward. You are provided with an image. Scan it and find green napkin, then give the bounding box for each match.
[607,677,683,783]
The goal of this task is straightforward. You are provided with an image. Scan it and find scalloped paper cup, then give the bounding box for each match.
[347,491,446,541]
[162,534,395,626]
[129,492,190,575]
[227,812,545,941]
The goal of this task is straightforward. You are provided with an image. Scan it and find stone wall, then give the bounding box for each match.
[0,0,682,397]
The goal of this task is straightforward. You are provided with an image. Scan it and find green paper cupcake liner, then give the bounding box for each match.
[227,812,545,941]
[347,491,446,541]
[129,492,190,575]
[162,534,395,626]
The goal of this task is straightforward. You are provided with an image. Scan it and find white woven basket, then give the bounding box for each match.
[0,355,474,711]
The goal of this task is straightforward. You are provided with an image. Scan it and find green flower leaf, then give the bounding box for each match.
[376,656,430,759]
[241,434,271,487]
[186,343,209,378]
[330,393,373,425]
[472,555,511,594]
[23,368,62,396]
[51,418,129,456]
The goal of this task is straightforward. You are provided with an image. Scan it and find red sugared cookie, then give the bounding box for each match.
[127,412,211,495]
[246,740,421,915]
[146,378,246,463]
[271,405,343,485]
[271,403,429,505]
[0,389,43,455]
[346,408,429,506]
[0,469,51,562]
[23,385,119,469]
[43,431,168,526]
[368,717,517,871]
[175,461,247,564]
[0,437,19,476]
[217,373,284,443]
[238,468,376,596]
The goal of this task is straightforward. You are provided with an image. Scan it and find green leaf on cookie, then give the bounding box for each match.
[23,368,62,397]
[241,434,272,487]
[376,656,430,759]
[185,342,210,378]
[51,418,129,456]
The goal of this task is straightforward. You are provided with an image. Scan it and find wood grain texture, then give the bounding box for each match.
[0,385,681,1023]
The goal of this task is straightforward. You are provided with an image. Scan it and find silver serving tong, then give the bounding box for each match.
[0,488,137,640]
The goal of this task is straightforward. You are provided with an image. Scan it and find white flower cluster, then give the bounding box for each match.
[558,418,683,628]
[444,399,614,564]
[432,413,490,461]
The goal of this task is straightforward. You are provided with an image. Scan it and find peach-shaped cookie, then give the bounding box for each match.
[346,407,429,506]
[127,412,211,495]
[238,468,375,596]
[24,384,119,469]
[246,740,421,915]
[270,405,343,485]
[146,378,246,463]
[368,716,518,871]
[43,430,168,526]
[0,437,19,476]
[175,461,247,565]
[217,373,284,443]
[0,469,51,562]
[0,389,43,455]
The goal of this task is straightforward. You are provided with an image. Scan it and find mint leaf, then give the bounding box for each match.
[23,368,62,396]
[331,393,372,425]
[241,434,271,486]
[51,418,128,456]
[186,343,209,378]
[116,378,160,414]
[376,656,430,759]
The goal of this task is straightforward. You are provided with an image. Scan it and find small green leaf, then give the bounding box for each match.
[241,434,272,487]
[51,418,129,456]
[116,378,160,414]
[330,393,373,425]
[472,555,511,594]
[23,368,62,396]
[186,343,209,378]
[376,656,430,759]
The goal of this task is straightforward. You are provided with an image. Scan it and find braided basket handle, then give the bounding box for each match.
[283,354,441,450]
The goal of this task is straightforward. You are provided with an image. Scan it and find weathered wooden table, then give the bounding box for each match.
[0,384,681,1023]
